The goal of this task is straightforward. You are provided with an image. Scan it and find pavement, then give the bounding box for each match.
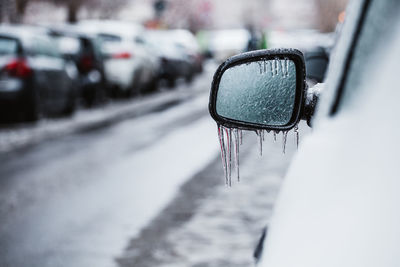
[0,78,207,154]
[117,127,302,267]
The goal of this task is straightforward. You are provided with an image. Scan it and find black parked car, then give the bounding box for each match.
[146,30,194,87]
[0,25,76,121]
[49,26,107,107]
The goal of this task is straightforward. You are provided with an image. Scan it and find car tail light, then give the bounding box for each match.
[4,59,32,78]
[79,55,94,73]
[112,52,132,59]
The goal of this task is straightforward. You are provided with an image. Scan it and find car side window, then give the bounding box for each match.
[336,0,400,113]
[0,37,19,55]
[32,36,61,58]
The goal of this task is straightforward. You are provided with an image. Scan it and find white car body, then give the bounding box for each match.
[78,20,159,94]
[258,0,400,266]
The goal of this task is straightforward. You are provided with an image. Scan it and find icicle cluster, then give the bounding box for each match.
[257,57,290,77]
[217,123,300,186]
[218,125,242,186]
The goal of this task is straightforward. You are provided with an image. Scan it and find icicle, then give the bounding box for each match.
[218,125,228,185]
[294,124,299,149]
[273,131,278,142]
[239,129,243,145]
[263,60,267,73]
[225,128,232,186]
[262,130,265,141]
[234,129,240,182]
[270,60,274,77]
[258,62,263,74]
[282,131,288,154]
[285,58,289,77]
[256,130,263,156]
[275,58,279,76]
[280,59,285,76]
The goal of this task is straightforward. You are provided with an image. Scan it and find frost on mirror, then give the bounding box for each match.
[216,59,296,126]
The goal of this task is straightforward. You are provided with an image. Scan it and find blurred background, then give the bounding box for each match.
[0,0,347,266]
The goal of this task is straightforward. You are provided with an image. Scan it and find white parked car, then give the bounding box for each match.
[78,20,160,97]
[168,29,204,74]
[146,30,195,87]
[208,29,250,63]
[208,0,400,266]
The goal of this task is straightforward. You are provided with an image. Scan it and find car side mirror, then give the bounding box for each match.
[209,49,306,131]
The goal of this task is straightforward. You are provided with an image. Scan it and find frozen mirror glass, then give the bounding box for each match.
[216,59,297,126]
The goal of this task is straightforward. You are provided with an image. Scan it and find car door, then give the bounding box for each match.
[257,0,400,266]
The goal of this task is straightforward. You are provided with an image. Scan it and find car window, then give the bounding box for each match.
[90,38,103,61]
[55,36,81,55]
[32,36,61,58]
[98,34,121,43]
[335,0,400,113]
[0,37,19,55]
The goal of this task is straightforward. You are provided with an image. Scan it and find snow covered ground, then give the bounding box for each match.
[118,124,307,267]
[0,80,206,154]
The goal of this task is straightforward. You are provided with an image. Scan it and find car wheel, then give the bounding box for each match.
[62,91,76,116]
[24,90,41,122]
[185,73,194,84]
[167,78,176,88]
[82,86,96,107]
[129,72,143,97]
[147,78,159,93]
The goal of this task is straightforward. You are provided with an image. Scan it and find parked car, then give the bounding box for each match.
[168,29,204,74]
[0,25,76,121]
[207,29,250,63]
[146,30,194,87]
[49,25,107,106]
[78,20,160,97]
[209,0,400,266]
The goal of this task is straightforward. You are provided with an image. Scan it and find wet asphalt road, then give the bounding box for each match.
[0,67,220,267]
[0,65,304,267]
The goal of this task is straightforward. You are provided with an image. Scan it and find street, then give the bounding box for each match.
[0,63,302,267]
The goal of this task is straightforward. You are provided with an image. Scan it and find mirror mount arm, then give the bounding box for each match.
[302,83,324,127]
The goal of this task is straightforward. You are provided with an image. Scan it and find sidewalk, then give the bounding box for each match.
[0,77,207,154]
[117,129,300,267]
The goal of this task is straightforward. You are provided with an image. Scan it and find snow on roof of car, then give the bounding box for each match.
[77,20,145,39]
[0,24,51,43]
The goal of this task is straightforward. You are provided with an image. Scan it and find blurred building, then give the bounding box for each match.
[1,0,346,33]
[145,0,319,31]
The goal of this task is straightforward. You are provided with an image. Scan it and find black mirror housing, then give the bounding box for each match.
[209,49,306,131]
